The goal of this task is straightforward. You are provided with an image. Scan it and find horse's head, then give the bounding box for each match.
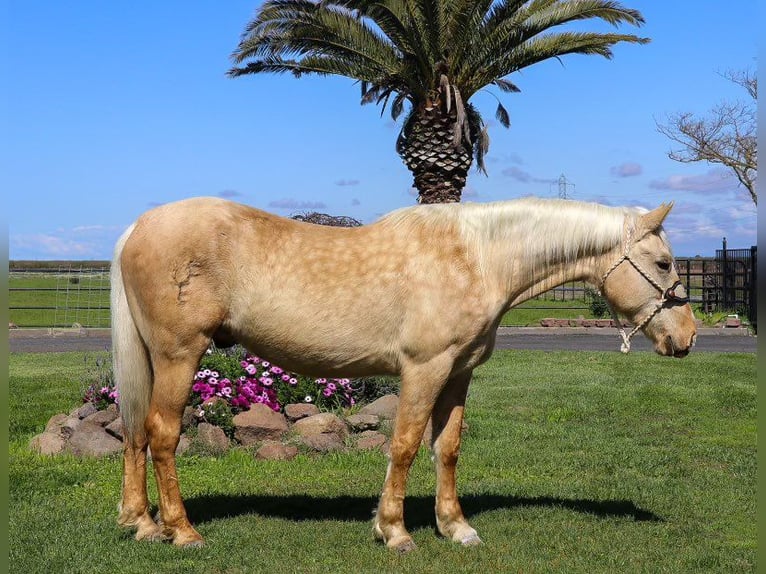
[599,203,697,357]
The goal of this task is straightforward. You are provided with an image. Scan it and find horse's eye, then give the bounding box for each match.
[657,260,671,272]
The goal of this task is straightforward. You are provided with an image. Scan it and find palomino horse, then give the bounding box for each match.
[111,196,696,551]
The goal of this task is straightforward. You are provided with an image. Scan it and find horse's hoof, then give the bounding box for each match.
[460,534,483,546]
[172,528,205,548]
[392,538,417,554]
[136,528,168,543]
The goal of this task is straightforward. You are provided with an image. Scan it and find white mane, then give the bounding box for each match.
[381,197,644,270]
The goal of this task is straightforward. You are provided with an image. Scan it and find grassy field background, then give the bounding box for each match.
[9,349,756,573]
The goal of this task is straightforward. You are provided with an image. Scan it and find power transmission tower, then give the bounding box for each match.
[557,173,575,199]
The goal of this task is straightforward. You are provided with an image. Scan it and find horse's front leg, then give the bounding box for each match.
[373,358,452,553]
[430,370,481,545]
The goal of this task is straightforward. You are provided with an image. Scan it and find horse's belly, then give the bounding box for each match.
[217,320,399,378]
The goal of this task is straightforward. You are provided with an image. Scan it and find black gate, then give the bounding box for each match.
[712,239,757,332]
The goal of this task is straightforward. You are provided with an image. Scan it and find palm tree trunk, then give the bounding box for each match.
[397,109,473,204]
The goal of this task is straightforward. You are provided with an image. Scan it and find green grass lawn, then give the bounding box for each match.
[9,350,755,573]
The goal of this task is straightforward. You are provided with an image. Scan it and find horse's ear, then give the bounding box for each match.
[637,202,673,237]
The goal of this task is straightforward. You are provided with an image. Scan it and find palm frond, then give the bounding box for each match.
[495,101,510,128]
[494,78,521,92]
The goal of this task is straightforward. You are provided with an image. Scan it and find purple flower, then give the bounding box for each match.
[270,366,283,375]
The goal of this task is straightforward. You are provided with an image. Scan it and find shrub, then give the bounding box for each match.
[81,353,119,410]
[585,287,610,318]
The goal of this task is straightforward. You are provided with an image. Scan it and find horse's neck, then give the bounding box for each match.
[476,207,624,309]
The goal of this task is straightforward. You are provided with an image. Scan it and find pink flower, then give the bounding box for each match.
[289,378,298,386]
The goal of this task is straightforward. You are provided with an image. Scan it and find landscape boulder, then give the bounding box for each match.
[233,404,289,446]
[66,420,123,457]
[292,412,348,440]
[358,394,398,421]
[256,440,299,461]
[284,403,320,423]
[196,422,230,455]
[29,432,66,456]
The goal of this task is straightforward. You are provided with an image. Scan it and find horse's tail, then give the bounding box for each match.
[111,224,152,442]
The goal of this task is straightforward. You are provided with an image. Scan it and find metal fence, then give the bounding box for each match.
[9,265,111,328]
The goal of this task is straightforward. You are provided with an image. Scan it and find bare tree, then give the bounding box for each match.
[657,70,757,204]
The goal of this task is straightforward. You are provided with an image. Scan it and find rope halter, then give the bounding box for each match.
[599,250,689,354]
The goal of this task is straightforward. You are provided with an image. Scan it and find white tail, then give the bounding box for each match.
[111,224,152,441]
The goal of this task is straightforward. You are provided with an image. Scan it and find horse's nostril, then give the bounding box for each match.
[674,348,689,358]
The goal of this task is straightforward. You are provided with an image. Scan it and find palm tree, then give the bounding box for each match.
[229,0,648,203]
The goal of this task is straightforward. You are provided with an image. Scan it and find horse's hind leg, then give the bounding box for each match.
[430,371,481,546]
[146,350,207,547]
[119,431,163,541]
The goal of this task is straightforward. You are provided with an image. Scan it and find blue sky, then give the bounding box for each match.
[3,1,758,260]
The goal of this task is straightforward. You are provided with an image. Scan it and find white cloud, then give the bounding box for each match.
[610,162,642,177]
[649,169,738,194]
[268,198,327,210]
[335,179,360,187]
[501,166,557,184]
[11,233,96,257]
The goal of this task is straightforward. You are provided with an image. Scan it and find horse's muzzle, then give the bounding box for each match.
[658,333,696,358]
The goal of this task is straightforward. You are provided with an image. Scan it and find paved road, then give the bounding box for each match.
[9,327,757,354]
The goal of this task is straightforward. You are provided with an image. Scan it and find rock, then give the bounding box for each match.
[61,415,83,439]
[724,317,742,328]
[292,412,348,440]
[539,318,556,327]
[196,422,230,455]
[359,394,399,421]
[181,406,197,431]
[233,404,289,446]
[44,413,69,436]
[105,417,124,441]
[176,434,191,456]
[66,421,123,457]
[255,440,299,461]
[554,319,570,327]
[83,409,119,427]
[299,433,345,453]
[284,403,320,423]
[71,402,98,420]
[345,413,380,432]
[355,431,387,451]
[595,319,612,328]
[29,432,66,455]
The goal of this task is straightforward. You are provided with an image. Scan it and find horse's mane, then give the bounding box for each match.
[380,197,648,270]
